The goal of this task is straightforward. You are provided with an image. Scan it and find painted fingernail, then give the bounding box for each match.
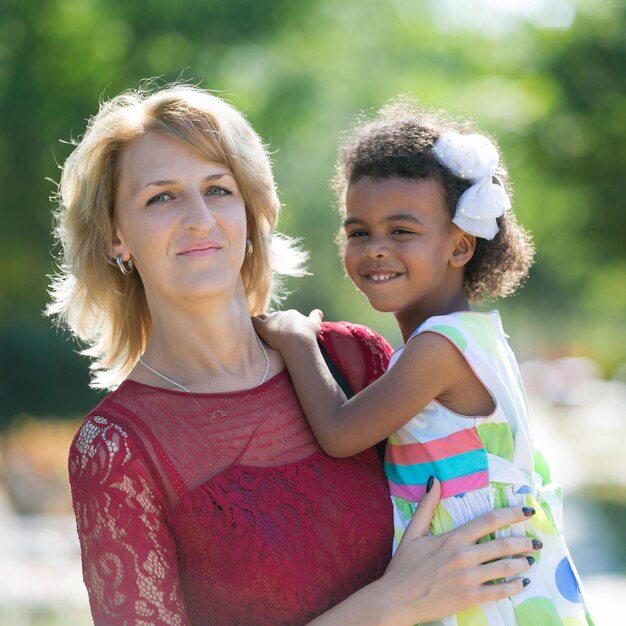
[522,507,535,517]
[426,475,435,493]
[532,540,543,550]
[526,556,535,566]
[522,578,531,587]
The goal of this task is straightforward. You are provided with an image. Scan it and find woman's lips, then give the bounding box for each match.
[177,241,222,256]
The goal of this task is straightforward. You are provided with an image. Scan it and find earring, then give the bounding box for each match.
[245,239,253,257]
[115,254,134,275]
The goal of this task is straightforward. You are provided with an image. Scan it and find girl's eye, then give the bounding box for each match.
[391,228,414,236]
[346,229,368,239]
[146,192,174,206]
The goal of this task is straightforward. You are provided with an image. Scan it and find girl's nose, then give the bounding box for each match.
[183,191,216,231]
[364,237,390,260]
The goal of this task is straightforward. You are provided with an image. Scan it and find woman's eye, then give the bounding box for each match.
[146,192,173,206]
[207,186,231,197]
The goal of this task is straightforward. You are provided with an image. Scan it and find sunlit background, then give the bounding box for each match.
[0,0,624,624]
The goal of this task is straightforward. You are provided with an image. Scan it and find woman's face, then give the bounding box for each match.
[111,131,248,309]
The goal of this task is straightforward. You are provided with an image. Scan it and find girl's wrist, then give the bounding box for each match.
[284,330,317,353]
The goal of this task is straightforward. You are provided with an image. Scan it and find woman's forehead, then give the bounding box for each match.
[116,132,231,195]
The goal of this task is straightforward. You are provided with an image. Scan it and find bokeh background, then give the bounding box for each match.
[0,0,624,624]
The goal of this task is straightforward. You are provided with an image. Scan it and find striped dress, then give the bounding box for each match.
[386,311,593,626]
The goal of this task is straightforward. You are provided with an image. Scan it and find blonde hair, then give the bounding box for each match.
[47,83,307,390]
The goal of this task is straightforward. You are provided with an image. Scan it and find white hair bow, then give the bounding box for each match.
[433,132,511,240]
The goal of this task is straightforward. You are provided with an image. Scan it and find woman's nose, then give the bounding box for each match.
[183,191,216,231]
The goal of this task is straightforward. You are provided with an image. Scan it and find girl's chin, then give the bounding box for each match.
[362,298,399,314]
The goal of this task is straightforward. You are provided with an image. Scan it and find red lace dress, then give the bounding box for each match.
[69,322,394,626]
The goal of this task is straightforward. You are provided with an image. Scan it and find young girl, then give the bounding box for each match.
[254,99,594,625]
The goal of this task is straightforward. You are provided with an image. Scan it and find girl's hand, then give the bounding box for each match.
[375,478,537,625]
[253,309,323,351]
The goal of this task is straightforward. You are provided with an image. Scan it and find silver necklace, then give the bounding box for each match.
[138,332,270,393]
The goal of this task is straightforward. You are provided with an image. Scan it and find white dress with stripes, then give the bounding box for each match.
[386,311,593,626]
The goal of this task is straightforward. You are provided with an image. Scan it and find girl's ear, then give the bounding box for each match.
[449,230,476,268]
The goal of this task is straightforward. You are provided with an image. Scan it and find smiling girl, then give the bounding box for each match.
[254,98,594,626]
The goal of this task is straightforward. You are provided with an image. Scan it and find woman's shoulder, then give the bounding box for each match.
[319,321,393,392]
[68,386,149,484]
[72,378,164,438]
[68,413,138,490]
[320,320,392,349]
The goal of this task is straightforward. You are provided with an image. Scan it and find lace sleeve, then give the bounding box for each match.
[69,415,190,626]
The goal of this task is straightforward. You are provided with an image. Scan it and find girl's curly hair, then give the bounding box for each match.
[333,97,534,302]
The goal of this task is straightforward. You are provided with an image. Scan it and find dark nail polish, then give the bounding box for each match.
[426,475,434,493]
[526,556,535,566]
[522,507,535,517]
[532,540,543,550]
[522,578,531,587]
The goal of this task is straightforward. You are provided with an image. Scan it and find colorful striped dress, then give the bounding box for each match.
[386,311,593,626]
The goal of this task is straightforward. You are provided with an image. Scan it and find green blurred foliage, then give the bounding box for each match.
[0,0,624,421]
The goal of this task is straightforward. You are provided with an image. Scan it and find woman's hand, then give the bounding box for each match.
[309,478,538,625]
[375,478,537,625]
[253,309,323,352]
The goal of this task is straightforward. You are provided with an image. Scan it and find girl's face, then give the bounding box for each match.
[343,176,469,325]
[111,131,248,311]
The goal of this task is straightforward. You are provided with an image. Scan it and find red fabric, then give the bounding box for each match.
[69,322,394,626]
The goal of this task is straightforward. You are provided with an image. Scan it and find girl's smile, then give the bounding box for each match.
[362,271,401,282]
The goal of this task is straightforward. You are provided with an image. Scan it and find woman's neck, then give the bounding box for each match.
[132,290,276,393]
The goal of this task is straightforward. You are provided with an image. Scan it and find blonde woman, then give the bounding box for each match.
[48,83,535,625]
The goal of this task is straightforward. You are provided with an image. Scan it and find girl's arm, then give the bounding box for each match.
[254,309,475,457]
[309,479,536,625]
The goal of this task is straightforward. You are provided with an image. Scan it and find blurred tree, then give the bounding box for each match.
[532,3,626,307]
[0,0,624,421]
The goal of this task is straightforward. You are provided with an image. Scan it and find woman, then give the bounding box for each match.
[48,83,535,625]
